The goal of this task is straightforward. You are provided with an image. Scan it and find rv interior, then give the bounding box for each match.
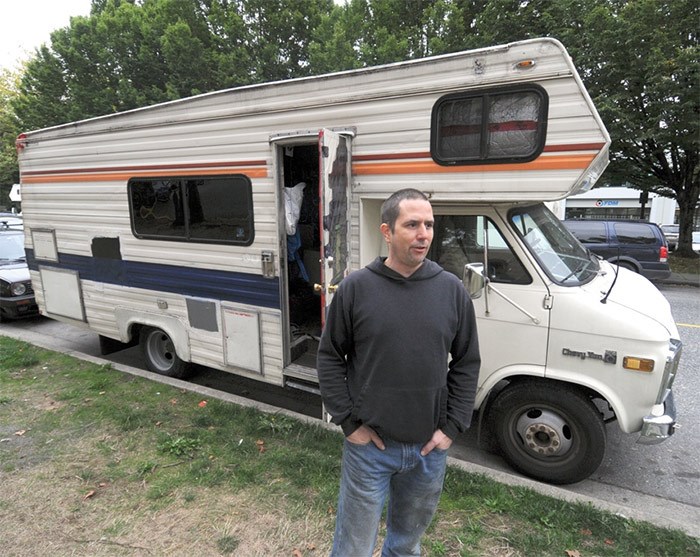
[280,143,323,381]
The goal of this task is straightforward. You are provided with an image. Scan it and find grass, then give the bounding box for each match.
[669,252,700,276]
[1,336,698,556]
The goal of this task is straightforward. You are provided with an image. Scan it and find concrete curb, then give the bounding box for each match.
[657,273,700,288]
[1,326,698,539]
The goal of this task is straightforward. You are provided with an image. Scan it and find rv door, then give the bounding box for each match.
[318,129,350,326]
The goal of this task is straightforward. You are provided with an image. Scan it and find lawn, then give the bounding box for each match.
[1,336,698,556]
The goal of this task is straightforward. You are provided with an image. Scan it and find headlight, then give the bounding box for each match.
[10,282,27,296]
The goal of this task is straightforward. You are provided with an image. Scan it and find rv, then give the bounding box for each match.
[17,38,680,484]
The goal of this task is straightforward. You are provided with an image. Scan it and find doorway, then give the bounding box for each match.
[280,143,323,374]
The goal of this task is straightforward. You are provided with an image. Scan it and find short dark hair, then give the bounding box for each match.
[381,189,430,232]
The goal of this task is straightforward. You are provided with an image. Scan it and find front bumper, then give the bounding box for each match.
[638,391,677,445]
[0,295,39,320]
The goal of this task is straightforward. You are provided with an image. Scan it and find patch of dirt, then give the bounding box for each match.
[0,448,334,556]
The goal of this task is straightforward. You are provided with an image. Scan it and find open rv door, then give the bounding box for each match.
[317,129,351,327]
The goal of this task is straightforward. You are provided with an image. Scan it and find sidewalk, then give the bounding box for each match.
[658,271,700,288]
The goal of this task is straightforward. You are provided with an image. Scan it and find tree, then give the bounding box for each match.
[0,67,22,208]
[11,0,340,133]
[242,0,335,82]
[6,0,698,256]
[583,0,699,256]
[470,0,699,257]
[13,0,253,132]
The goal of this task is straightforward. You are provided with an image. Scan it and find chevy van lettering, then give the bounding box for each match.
[562,348,617,364]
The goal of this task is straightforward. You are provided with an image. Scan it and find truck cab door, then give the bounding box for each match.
[317,129,351,326]
[431,211,551,395]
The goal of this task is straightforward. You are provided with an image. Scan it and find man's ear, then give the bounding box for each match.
[380,222,391,243]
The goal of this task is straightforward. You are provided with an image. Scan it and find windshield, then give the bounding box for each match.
[509,204,599,285]
[0,233,26,262]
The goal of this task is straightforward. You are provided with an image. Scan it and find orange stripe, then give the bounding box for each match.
[353,154,596,175]
[22,159,267,176]
[22,166,268,183]
[352,143,606,162]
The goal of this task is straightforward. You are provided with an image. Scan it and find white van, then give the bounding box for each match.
[17,38,680,484]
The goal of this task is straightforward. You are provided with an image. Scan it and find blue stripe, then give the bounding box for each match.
[26,249,281,310]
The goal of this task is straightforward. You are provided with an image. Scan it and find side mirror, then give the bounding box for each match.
[463,263,486,298]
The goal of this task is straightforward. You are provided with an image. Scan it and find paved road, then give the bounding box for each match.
[1,283,698,536]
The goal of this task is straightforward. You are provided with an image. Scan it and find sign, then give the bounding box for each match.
[595,199,619,207]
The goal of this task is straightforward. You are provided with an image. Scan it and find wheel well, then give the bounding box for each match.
[608,257,639,272]
[477,376,613,445]
[128,323,144,344]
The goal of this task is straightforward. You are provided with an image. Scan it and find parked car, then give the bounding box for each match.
[0,227,38,321]
[563,219,671,281]
[659,224,679,251]
[0,212,23,230]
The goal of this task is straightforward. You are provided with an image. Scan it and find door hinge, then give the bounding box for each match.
[543,294,553,309]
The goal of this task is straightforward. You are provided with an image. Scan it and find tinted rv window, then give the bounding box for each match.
[431,85,547,165]
[129,175,254,245]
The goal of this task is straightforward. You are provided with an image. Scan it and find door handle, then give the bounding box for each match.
[313,284,339,293]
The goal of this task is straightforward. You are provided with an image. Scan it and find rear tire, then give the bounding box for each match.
[491,380,606,484]
[139,326,193,379]
[615,260,637,273]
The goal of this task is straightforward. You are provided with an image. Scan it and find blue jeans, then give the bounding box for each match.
[330,438,448,557]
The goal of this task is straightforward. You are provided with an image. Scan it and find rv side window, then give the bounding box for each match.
[128,175,254,245]
[431,85,548,165]
[430,215,531,285]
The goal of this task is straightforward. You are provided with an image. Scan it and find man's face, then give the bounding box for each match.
[381,198,434,276]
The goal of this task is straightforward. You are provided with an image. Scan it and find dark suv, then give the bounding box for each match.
[563,220,671,281]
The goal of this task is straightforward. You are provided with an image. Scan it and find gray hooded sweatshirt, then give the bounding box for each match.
[317,257,480,444]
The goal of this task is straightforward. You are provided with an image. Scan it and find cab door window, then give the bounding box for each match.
[430,215,531,284]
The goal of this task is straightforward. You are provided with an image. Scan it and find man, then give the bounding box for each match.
[317,188,481,556]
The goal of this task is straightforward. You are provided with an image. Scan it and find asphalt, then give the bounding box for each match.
[1,324,698,540]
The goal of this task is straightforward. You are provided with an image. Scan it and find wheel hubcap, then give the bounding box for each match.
[515,409,573,456]
[147,331,175,372]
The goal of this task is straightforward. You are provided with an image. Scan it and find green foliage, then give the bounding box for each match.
[0,67,22,203]
[158,435,201,457]
[1,0,697,250]
[465,0,699,255]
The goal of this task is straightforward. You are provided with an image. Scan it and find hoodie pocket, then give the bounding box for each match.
[357,385,445,443]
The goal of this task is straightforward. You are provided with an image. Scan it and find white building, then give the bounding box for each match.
[551,186,678,225]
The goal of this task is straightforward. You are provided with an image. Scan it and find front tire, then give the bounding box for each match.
[139,326,193,379]
[491,380,606,484]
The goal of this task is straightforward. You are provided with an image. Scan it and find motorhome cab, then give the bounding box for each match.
[18,38,680,484]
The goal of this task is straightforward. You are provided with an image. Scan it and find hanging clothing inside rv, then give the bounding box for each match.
[284,182,309,282]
